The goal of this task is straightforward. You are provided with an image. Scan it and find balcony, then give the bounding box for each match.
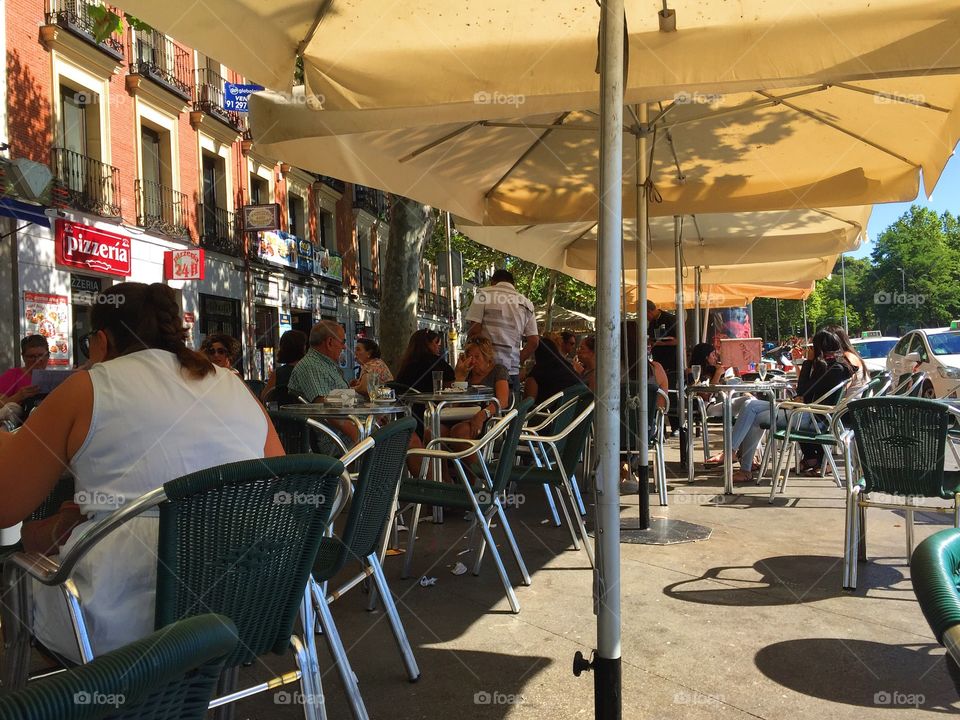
[45,0,124,59]
[360,267,378,300]
[193,67,245,131]
[353,185,388,218]
[198,204,243,257]
[50,147,121,217]
[128,29,192,100]
[136,179,188,237]
[316,175,346,194]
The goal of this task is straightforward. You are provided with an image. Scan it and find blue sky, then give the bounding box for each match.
[854,153,959,259]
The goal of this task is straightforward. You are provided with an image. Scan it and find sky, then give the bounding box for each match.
[854,153,959,259]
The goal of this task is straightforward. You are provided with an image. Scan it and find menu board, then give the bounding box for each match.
[720,337,762,373]
[23,292,70,366]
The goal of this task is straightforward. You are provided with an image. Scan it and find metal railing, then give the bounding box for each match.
[416,291,449,316]
[50,147,121,217]
[198,204,243,257]
[360,267,378,299]
[136,179,188,236]
[193,67,245,130]
[317,175,346,194]
[46,0,124,58]
[128,29,192,99]
[353,185,388,218]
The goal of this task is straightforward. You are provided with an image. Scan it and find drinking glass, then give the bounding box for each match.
[691,365,702,384]
[367,372,380,399]
[432,371,445,393]
[758,363,768,382]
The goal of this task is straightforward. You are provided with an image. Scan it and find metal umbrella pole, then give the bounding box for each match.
[693,267,702,348]
[573,0,623,716]
[635,104,650,530]
[673,216,686,454]
[802,298,809,344]
[841,253,849,334]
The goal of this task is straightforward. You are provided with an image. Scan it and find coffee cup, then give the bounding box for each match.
[452,381,469,391]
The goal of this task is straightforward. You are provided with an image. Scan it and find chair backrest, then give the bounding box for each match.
[549,384,591,455]
[859,372,892,398]
[559,393,596,473]
[314,417,416,580]
[0,614,236,720]
[844,397,954,499]
[487,398,534,494]
[155,455,344,667]
[620,381,660,450]
[911,529,960,648]
[268,409,344,456]
[245,379,266,398]
[892,370,927,397]
[27,474,75,523]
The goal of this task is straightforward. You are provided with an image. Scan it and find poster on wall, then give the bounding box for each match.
[24,292,70,366]
[719,337,763,373]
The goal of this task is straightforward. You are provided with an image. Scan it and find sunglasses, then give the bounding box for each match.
[206,347,230,357]
[79,331,100,357]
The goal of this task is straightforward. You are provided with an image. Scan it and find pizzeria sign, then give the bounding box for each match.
[55,219,131,277]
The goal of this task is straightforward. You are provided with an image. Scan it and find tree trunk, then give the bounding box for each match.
[379,197,436,370]
[543,269,559,332]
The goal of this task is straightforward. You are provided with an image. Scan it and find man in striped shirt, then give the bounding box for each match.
[465,269,539,390]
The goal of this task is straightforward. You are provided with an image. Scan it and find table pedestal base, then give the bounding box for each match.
[617,517,712,545]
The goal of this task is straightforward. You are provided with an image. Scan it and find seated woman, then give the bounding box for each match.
[351,338,393,397]
[200,333,242,375]
[261,329,307,404]
[574,336,596,392]
[726,330,853,483]
[825,324,869,392]
[0,283,283,661]
[524,335,582,404]
[395,329,455,393]
[449,337,510,441]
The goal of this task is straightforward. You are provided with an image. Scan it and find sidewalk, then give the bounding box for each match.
[238,438,959,718]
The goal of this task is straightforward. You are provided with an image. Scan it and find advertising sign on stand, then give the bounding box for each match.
[23,292,70,366]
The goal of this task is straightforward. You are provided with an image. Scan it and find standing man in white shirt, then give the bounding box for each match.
[465,269,539,391]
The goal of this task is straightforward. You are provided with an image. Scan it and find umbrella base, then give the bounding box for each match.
[618,517,712,545]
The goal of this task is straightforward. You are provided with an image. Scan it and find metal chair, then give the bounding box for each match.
[309,418,420,720]
[270,409,350,456]
[621,383,670,505]
[836,397,960,590]
[0,614,237,720]
[10,455,347,720]
[910,529,960,696]
[399,400,533,613]
[510,392,596,566]
[891,370,928,397]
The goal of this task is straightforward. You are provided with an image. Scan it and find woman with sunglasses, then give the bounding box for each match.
[200,333,242,374]
[0,282,283,661]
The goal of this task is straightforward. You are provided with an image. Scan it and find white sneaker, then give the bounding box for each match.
[620,478,640,494]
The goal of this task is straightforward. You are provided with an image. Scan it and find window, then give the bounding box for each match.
[137,120,176,230]
[288,192,305,238]
[249,173,269,205]
[202,154,220,208]
[318,208,335,249]
[59,84,101,159]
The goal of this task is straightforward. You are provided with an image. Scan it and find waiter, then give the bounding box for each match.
[646,301,680,435]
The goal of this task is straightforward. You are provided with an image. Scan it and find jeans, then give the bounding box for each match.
[729,398,820,472]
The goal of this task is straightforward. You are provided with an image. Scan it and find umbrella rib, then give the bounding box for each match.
[809,207,865,231]
[830,82,950,113]
[659,86,828,132]
[484,112,571,198]
[398,121,482,163]
[756,90,917,167]
[482,121,597,132]
[297,0,333,55]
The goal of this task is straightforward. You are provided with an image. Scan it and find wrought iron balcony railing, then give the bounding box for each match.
[128,29,192,99]
[317,175,346,194]
[193,67,245,131]
[46,0,124,58]
[353,185,388,218]
[50,147,121,217]
[136,179,188,236]
[198,204,243,257]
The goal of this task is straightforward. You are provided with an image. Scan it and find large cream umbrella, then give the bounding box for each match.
[644,281,814,308]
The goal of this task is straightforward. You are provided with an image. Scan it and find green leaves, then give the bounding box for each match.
[87,8,151,44]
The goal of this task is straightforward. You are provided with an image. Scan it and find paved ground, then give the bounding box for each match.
[12,435,958,718]
[232,437,959,719]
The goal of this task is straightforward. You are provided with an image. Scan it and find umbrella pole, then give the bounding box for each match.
[636,105,650,531]
[802,298,809,344]
[586,0,624,715]
[674,217,686,462]
[693,267,701,346]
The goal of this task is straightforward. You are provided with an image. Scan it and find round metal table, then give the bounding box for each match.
[280,401,408,440]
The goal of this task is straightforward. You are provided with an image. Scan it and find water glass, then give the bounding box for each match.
[758,363,768,382]
[691,365,702,384]
[367,372,380,399]
[432,371,445,394]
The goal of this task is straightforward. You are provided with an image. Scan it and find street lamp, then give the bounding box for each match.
[896,267,906,294]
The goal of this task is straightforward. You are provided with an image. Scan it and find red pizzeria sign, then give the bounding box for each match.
[55,219,131,277]
[164,248,205,280]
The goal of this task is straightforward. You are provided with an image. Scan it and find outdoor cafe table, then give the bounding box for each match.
[398,388,496,523]
[280,401,408,441]
[685,379,795,494]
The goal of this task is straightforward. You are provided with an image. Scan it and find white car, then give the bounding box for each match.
[886,328,960,399]
[851,336,899,374]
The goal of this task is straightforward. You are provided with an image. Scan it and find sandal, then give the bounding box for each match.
[799,458,821,475]
[732,470,754,484]
[704,454,725,466]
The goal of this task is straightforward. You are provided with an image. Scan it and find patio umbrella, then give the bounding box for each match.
[644,281,814,309]
[535,306,595,333]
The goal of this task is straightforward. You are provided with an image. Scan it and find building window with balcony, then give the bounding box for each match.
[198,153,240,256]
[287,192,306,238]
[317,208,335,250]
[193,54,243,131]
[45,0,124,59]
[51,82,120,217]
[136,122,186,236]
[128,28,192,99]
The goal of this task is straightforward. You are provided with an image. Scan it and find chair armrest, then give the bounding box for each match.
[338,436,375,468]
[408,409,517,460]
[329,471,355,525]
[10,551,61,583]
[425,437,478,451]
[521,401,595,444]
[14,486,167,586]
[306,418,350,455]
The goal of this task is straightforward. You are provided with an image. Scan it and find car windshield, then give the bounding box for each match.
[926,333,960,356]
[855,340,897,359]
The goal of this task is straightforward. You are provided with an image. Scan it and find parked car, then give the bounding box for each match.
[850,334,899,374]
[886,327,960,398]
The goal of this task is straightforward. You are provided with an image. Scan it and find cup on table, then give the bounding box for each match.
[691,365,702,384]
[367,372,380,399]
[432,371,445,393]
[452,381,469,391]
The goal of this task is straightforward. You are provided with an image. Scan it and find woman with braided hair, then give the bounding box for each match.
[0,282,283,661]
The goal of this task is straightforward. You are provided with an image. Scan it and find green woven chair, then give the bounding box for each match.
[399,400,533,613]
[270,409,349,456]
[308,417,419,720]
[510,391,595,566]
[11,455,346,720]
[910,529,960,695]
[620,382,669,505]
[836,397,960,590]
[0,614,237,720]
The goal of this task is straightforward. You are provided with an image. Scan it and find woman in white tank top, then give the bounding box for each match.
[0,282,284,661]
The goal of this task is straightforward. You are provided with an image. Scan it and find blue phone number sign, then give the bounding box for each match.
[224,83,265,112]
